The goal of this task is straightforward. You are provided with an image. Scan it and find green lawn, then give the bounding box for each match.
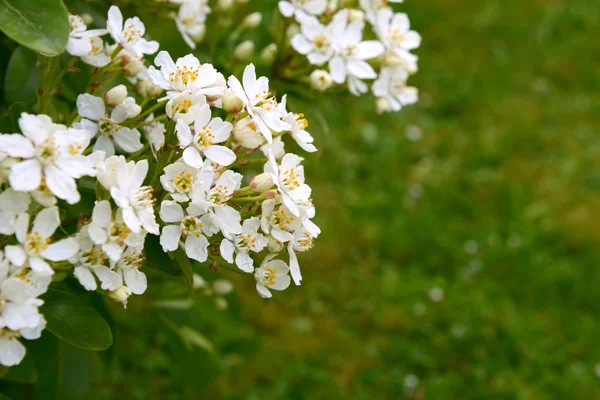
[2,0,600,398]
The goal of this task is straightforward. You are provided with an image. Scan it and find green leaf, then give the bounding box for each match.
[172,247,195,298]
[3,47,40,105]
[0,0,69,56]
[40,282,113,351]
[0,102,27,133]
[144,235,181,276]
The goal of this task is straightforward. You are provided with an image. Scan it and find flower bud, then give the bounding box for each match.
[250,173,275,193]
[213,279,234,295]
[81,13,93,25]
[222,92,244,114]
[233,116,263,148]
[189,24,206,43]
[116,50,144,77]
[233,40,255,61]
[348,9,365,22]
[310,70,333,91]
[267,236,284,253]
[376,97,389,114]
[135,79,164,98]
[104,84,128,108]
[108,286,132,307]
[242,12,262,29]
[217,0,234,10]
[260,43,277,65]
[264,189,279,199]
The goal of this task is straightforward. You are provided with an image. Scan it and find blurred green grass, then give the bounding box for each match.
[4,0,600,398]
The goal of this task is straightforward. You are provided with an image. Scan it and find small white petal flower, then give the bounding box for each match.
[220,217,267,272]
[279,0,327,21]
[75,94,143,156]
[264,152,312,217]
[372,67,418,112]
[176,104,235,167]
[254,254,291,298]
[0,113,95,204]
[4,207,79,276]
[278,95,317,152]
[227,64,291,143]
[70,226,121,291]
[160,160,202,203]
[107,6,159,58]
[110,246,147,295]
[0,189,31,235]
[175,0,210,49]
[67,14,111,67]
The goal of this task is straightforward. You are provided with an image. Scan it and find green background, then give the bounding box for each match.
[2,0,600,398]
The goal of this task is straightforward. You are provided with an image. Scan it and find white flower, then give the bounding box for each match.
[227,64,291,143]
[4,207,79,276]
[176,105,236,167]
[254,254,291,298]
[309,69,333,91]
[220,217,268,272]
[160,160,202,202]
[260,200,303,243]
[264,152,311,217]
[110,246,147,295]
[372,67,418,112]
[373,8,421,55]
[87,200,145,262]
[159,200,218,262]
[232,116,264,149]
[328,10,385,94]
[66,14,111,67]
[71,226,121,291]
[287,226,316,285]
[107,6,159,58]
[103,157,159,234]
[189,169,243,236]
[279,0,327,22]
[147,52,219,100]
[278,95,317,152]
[291,15,337,65]
[175,0,210,49]
[0,323,44,367]
[76,93,143,156]
[0,189,31,235]
[0,113,94,204]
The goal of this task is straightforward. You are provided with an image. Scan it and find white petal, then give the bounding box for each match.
[0,134,34,158]
[5,245,26,266]
[0,336,26,366]
[76,94,105,120]
[329,56,346,84]
[112,128,143,153]
[123,268,147,295]
[288,242,302,285]
[74,266,98,291]
[29,256,54,276]
[9,159,42,191]
[159,200,184,223]
[102,242,123,262]
[235,251,254,273]
[182,147,204,168]
[92,200,112,228]
[185,234,209,262]
[41,238,79,261]
[204,145,236,166]
[219,239,235,263]
[93,133,115,156]
[32,206,60,239]
[255,282,272,298]
[176,119,193,147]
[44,164,80,204]
[160,224,182,252]
[93,265,122,291]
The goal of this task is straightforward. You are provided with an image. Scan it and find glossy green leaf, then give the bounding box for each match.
[40,282,113,351]
[0,0,69,56]
[3,47,40,105]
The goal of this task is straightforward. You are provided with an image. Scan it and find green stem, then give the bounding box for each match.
[137,100,168,122]
[231,194,266,203]
[131,114,168,129]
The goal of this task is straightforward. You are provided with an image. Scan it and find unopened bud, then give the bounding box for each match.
[242,12,262,29]
[189,24,206,43]
[376,97,389,114]
[108,286,132,307]
[267,236,284,253]
[260,43,277,65]
[81,13,93,26]
[104,84,128,108]
[310,69,333,91]
[233,116,263,148]
[117,50,144,77]
[135,79,164,98]
[250,173,275,193]
[222,92,244,113]
[348,9,365,22]
[233,40,255,61]
[217,0,234,10]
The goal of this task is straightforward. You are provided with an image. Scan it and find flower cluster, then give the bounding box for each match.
[287,0,421,112]
[0,5,319,366]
